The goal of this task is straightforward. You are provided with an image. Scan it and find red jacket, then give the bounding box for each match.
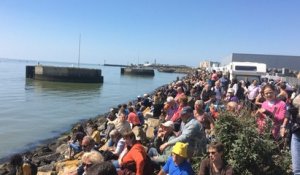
[121,143,146,175]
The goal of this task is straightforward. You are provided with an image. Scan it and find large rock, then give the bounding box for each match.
[38,163,55,172]
[34,153,61,166]
[145,118,160,128]
[55,159,80,175]
[144,118,160,139]
[37,171,56,175]
[55,144,69,158]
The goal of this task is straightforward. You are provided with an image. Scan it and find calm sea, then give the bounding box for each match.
[0,60,185,159]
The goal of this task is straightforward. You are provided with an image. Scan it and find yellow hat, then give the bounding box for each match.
[172,142,188,158]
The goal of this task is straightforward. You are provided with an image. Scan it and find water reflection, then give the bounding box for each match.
[25,79,103,93]
[121,74,155,79]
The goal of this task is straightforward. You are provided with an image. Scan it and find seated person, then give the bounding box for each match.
[68,125,86,159]
[116,131,151,175]
[90,123,101,147]
[108,110,131,134]
[81,151,104,175]
[148,121,176,167]
[198,142,233,175]
[158,142,194,175]
[160,106,206,158]
[127,106,141,128]
[106,129,125,160]
[76,136,104,175]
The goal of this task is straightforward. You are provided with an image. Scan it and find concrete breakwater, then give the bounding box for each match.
[121,67,155,76]
[26,65,104,83]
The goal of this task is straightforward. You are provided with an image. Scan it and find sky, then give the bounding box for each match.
[0,0,299,66]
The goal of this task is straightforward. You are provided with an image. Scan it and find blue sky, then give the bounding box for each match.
[0,0,299,66]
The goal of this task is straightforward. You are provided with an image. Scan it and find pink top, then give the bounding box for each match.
[127,112,140,125]
[170,105,184,122]
[259,100,286,139]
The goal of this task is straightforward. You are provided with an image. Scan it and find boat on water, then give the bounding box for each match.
[121,67,155,76]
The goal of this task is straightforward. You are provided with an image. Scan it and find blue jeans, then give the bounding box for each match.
[148,147,159,158]
[291,130,300,175]
[112,160,120,171]
[69,143,81,153]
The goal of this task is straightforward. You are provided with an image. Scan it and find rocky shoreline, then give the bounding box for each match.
[0,83,171,175]
[0,113,107,175]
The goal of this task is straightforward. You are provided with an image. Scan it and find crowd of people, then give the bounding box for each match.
[9,69,300,175]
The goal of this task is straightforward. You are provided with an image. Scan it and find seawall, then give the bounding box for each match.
[26,65,104,83]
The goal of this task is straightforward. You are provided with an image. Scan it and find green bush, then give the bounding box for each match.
[212,110,292,175]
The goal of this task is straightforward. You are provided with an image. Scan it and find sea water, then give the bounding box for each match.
[0,60,185,159]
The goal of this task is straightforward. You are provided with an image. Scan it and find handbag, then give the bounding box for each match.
[291,122,300,133]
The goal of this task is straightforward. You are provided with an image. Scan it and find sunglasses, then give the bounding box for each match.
[208,151,216,155]
[83,163,93,168]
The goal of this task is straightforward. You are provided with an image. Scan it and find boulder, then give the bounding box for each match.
[55,144,69,157]
[145,118,160,128]
[144,118,160,139]
[34,153,61,165]
[37,171,56,175]
[38,162,56,172]
[55,159,80,175]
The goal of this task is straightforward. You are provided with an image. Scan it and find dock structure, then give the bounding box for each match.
[26,65,103,83]
[121,67,155,76]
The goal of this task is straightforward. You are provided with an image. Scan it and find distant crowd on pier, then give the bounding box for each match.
[9,69,300,175]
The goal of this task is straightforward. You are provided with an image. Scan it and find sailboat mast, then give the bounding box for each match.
[78,33,81,67]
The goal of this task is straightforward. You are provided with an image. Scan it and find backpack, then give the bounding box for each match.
[288,103,300,133]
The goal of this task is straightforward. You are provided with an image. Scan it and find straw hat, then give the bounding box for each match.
[172,142,188,158]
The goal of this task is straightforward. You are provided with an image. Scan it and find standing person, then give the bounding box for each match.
[219,75,229,97]
[277,82,289,102]
[198,142,233,175]
[211,80,222,101]
[201,83,212,104]
[210,70,218,87]
[230,78,238,97]
[256,84,288,140]
[247,79,260,111]
[158,142,194,175]
[290,94,300,174]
